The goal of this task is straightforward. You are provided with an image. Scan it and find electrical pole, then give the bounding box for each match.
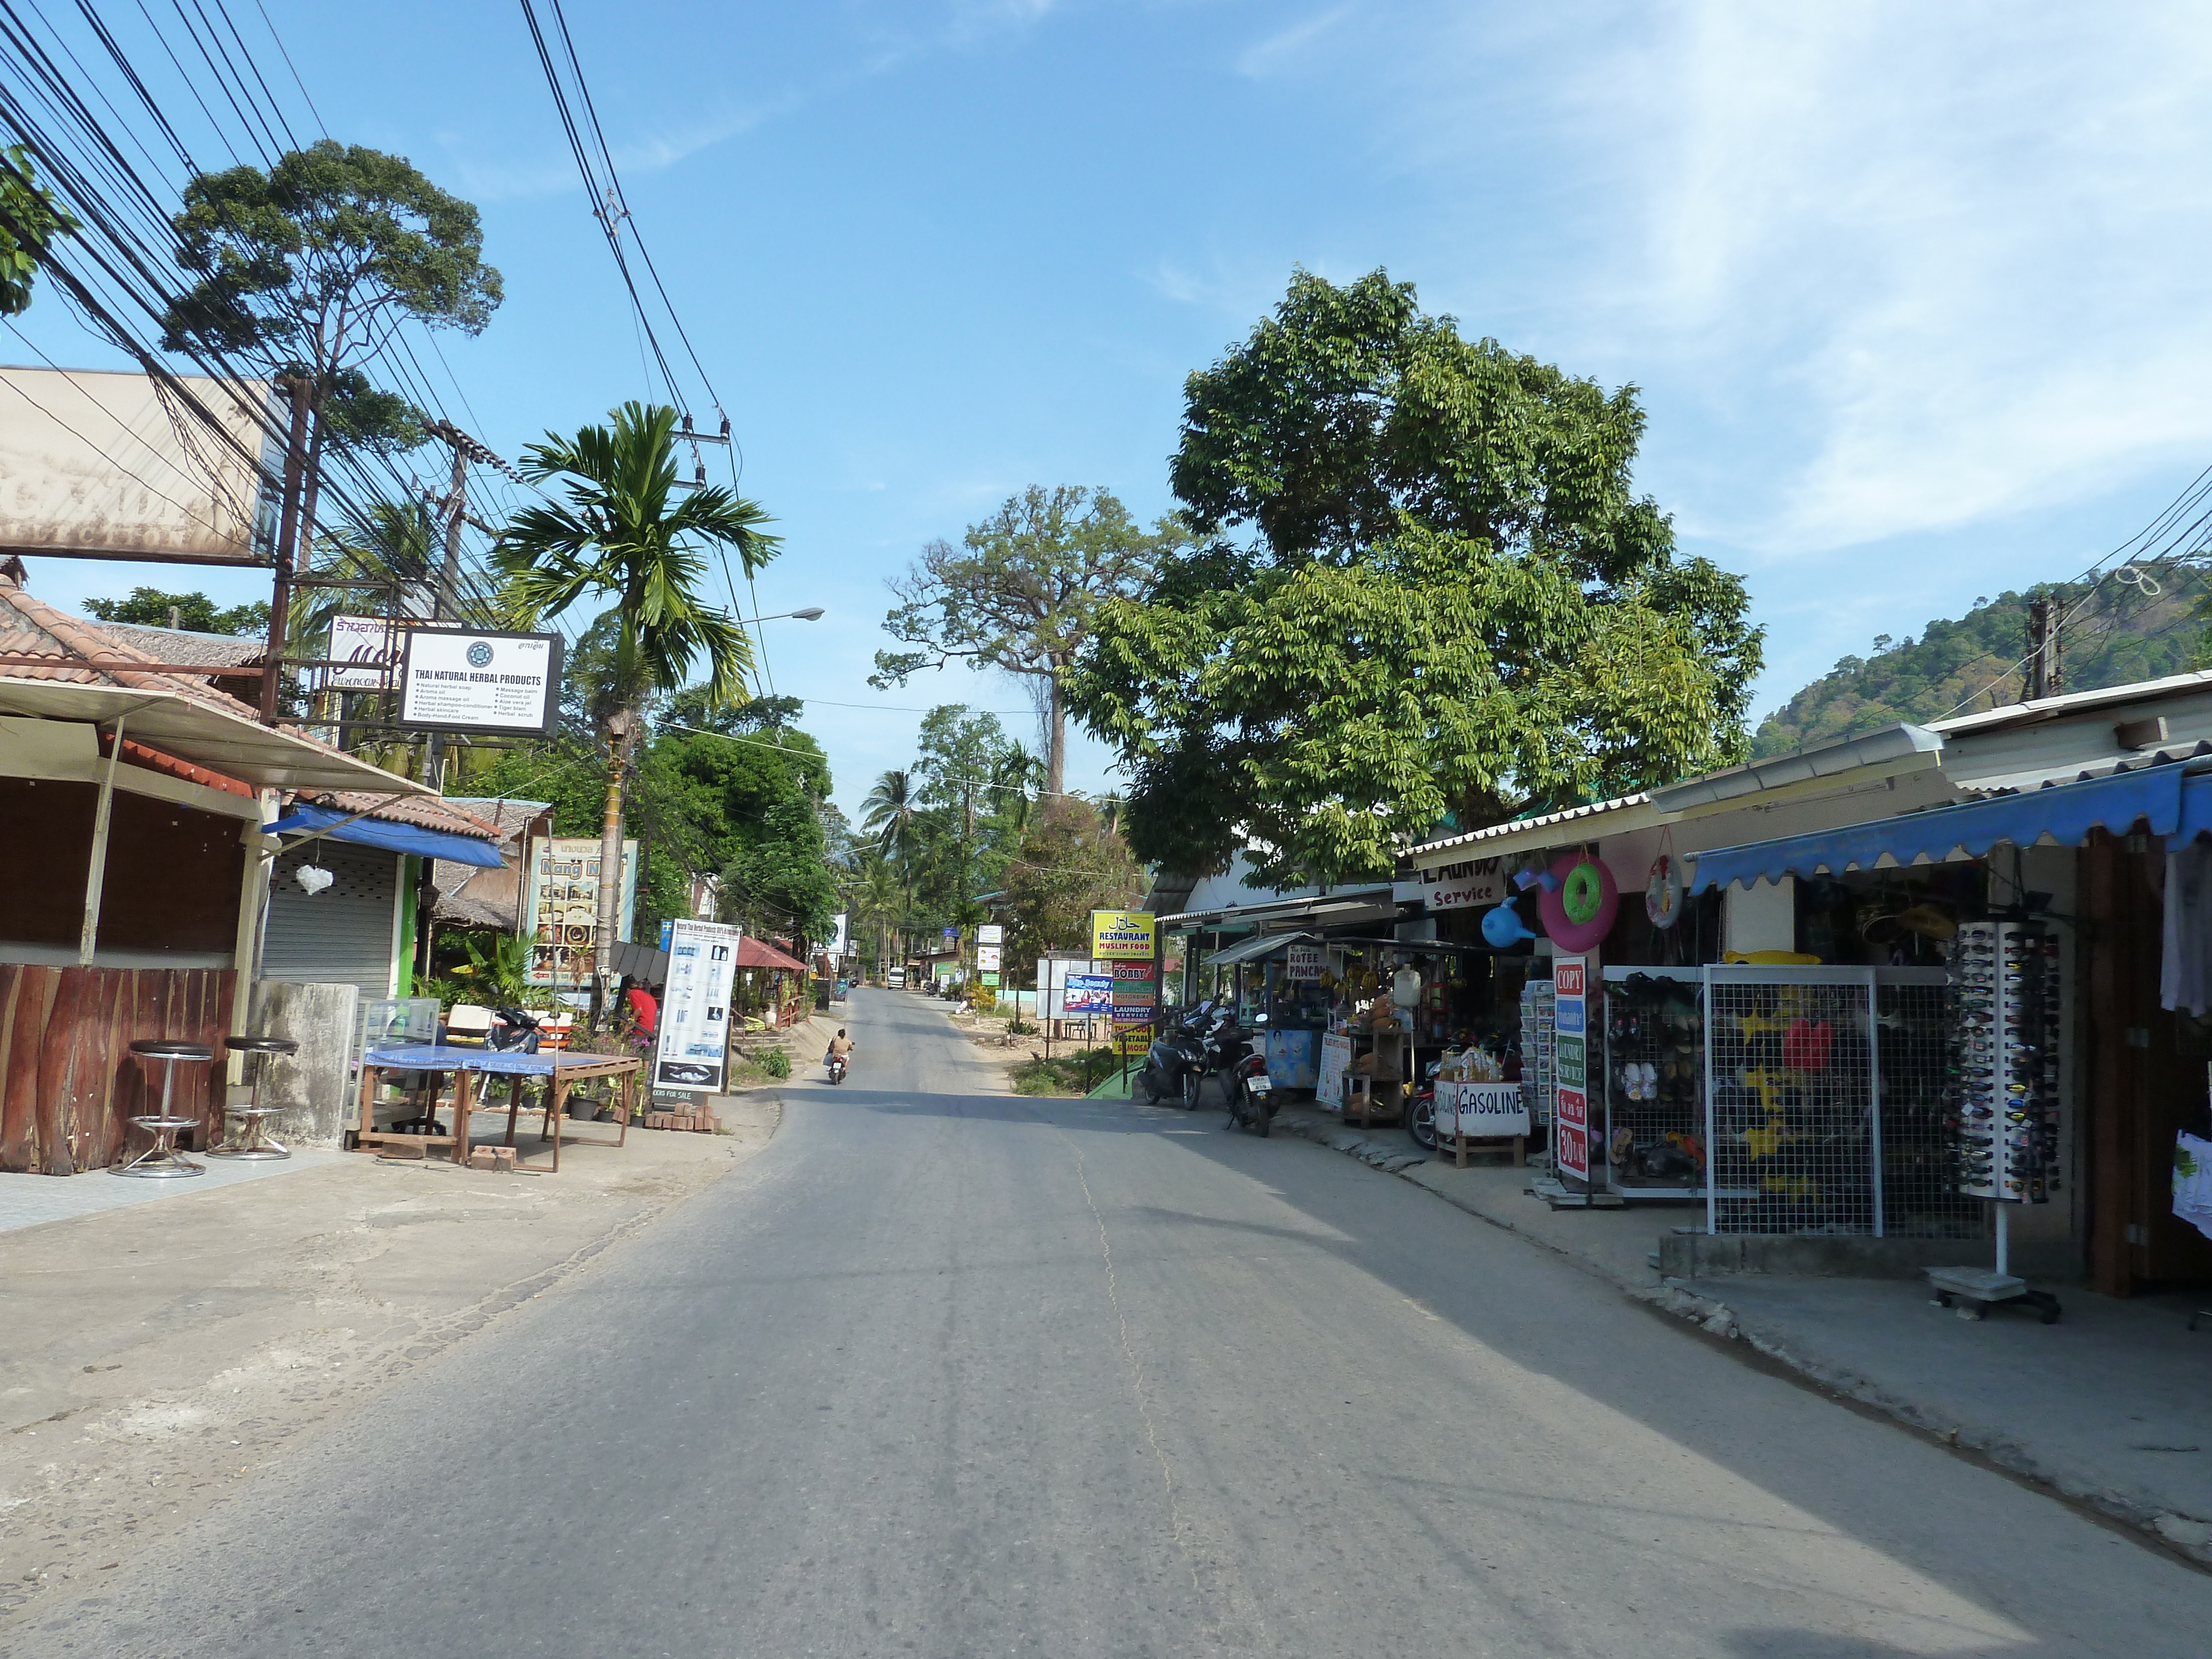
[411,429,471,990]
[259,377,312,726]
[2026,597,2057,702]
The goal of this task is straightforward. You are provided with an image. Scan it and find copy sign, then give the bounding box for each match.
[1552,953,1589,1181]
[653,919,741,1092]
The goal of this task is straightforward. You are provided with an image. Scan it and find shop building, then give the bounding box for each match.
[0,568,468,1173]
[1395,670,2212,1294]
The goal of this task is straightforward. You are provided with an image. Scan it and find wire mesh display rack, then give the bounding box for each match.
[1701,966,1979,1237]
[1599,968,1709,1199]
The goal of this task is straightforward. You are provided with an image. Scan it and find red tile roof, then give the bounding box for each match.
[737,935,810,974]
[302,787,502,842]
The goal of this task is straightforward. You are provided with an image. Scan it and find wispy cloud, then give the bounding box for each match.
[1237,7,1350,79]
[1270,1,2212,561]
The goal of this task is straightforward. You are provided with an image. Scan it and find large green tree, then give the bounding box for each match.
[0,145,74,315]
[1071,269,1762,887]
[495,401,778,1023]
[85,587,269,635]
[162,140,502,562]
[870,485,1182,796]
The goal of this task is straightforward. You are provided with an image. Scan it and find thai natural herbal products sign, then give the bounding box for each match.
[653,920,740,1092]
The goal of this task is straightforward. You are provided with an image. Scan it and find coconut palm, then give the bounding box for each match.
[992,743,1046,835]
[862,768,920,958]
[494,400,779,1025]
[848,853,904,979]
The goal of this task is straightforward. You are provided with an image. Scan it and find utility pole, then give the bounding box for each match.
[259,377,312,726]
[2025,598,2059,702]
[411,428,472,990]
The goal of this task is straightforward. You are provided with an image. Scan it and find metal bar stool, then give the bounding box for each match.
[210,1036,300,1160]
[117,1040,216,1178]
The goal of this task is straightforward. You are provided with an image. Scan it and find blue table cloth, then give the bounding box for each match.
[362,1045,634,1076]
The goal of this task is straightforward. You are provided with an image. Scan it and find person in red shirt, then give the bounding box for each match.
[625,982,658,1036]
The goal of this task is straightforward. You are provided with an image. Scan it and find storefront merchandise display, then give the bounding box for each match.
[1945,922,2060,1204]
[1600,968,1707,1197]
[1520,976,1556,1128]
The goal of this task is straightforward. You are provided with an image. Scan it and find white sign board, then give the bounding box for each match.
[830,911,849,957]
[977,924,1003,945]
[975,945,1001,971]
[1284,942,1324,980]
[1437,1080,1529,1138]
[1420,858,1505,914]
[1552,955,1589,1182]
[653,919,742,1092]
[326,614,398,689]
[0,366,276,564]
[521,836,639,987]
[398,628,563,736]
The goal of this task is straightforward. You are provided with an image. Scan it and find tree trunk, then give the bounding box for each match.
[1046,668,1067,800]
[592,709,638,1033]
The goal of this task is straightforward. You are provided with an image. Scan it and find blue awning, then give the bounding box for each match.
[263,802,507,868]
[1687,763,2206,893]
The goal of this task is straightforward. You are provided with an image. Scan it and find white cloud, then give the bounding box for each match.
[1237,7,1350,79]
[1611,1,2212,554]
[1238,1,2212,559]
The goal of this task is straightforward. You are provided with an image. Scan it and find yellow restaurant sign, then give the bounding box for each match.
[1089,909,1156,961]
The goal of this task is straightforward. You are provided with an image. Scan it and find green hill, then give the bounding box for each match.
[1752,561,2212,759]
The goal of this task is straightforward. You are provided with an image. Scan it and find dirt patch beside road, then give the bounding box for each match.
[0,1095,778,1619]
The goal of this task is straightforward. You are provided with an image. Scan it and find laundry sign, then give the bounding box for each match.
[1419,858,1505,914]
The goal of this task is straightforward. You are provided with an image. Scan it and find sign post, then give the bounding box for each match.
[651,919,741,1094]
[1552,954,1589,1185]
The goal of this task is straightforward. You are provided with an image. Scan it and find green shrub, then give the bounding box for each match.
[757,1046,791,1079]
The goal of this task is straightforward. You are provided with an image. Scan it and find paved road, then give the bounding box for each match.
[13,988,2211,1657]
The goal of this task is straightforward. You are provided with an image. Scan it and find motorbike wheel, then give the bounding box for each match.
[1408,1091,1438,1153]
[1141,1073,1162,1104]
[1256,1102,1271,1138]
[1180,1070,1202,1110]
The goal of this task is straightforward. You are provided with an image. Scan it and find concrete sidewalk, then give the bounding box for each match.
[0,1092,780,1619]
[1254,1097,2212,1568]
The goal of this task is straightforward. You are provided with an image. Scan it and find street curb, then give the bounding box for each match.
[1267,1104,2212,1569]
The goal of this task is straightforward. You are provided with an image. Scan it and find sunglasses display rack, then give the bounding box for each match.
[1928,922,2065,1322]
[1943,922,2059,1206]
[1520,975,1556,1130]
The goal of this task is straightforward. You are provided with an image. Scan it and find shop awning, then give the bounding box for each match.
[264,801,506,867]
[0,678,436,797]
[1687,761,2206,892]
[1207,931,1316,968]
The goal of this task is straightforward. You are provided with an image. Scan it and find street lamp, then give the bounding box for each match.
[735,607,825,623]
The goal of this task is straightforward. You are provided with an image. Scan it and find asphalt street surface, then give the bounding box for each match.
[14,988,2212,1656]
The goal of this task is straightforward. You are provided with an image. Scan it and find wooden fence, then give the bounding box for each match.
[0,966,236,1175]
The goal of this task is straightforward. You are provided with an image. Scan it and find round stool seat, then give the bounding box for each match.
[131,1040,214,1061]
[225,1036,299,1056]
[129,1114,198,1131]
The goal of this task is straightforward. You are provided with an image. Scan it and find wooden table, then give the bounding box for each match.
[356,1045,644,1173]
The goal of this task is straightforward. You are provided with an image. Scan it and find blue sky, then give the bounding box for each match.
[16,1,2212,823]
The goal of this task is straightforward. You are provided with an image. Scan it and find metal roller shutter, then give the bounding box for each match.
[263,839,400,1000]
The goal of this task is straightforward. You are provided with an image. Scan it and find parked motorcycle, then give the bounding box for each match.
[487,1007,543,1053]
[1407,1057,1445,1152]
[1224,1039,1274,1136]
[1137,1002,1215,1108]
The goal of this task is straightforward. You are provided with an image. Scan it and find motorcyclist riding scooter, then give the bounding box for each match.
[825,1027,854,1084]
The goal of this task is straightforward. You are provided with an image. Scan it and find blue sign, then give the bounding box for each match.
[1555,996,1584,1036]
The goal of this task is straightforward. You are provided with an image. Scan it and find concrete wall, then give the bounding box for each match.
[245,980,359,1146]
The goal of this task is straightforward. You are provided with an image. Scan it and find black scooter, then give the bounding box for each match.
[1137,1002,1214,1108]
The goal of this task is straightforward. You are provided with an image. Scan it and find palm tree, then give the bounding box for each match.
[992,743,1046,835]
[495,401,778,1025]
[848,854,903,979]
[862,769,919,959]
